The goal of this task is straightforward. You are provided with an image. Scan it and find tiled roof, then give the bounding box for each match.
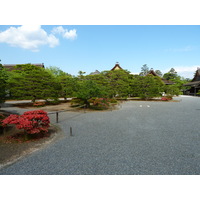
[147,69,174,85]
[184,80,200,87]
[191,68,200,82]
[183,68,200,86]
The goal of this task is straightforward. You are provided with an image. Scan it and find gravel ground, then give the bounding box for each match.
[0,95,200,175]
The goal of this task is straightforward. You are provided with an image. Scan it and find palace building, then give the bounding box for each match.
[183,68,200,96]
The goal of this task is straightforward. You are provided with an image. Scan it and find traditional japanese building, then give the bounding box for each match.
[89,70,101,75]
[147,69,174,85]
[89,62,123,75]
[183,68,200,96]
[111,62,123,71]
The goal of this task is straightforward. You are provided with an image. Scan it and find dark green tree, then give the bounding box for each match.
[76,79,106,107]
[103,70,132,98]
[59,75,79,99]
[0,62,8,104]
[8,64,61,102]
[163,68,189,93]
[163,68,178,80]
[132,75,164,100]
[46,66,78,99]
[164,85,180,96]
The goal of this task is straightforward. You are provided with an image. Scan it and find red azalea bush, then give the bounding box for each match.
[2,110,50,134]
[161,96,173,101]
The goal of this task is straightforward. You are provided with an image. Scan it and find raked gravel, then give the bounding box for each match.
[0,96,200,174]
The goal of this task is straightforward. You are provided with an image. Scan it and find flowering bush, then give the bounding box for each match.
[33,102,45,107]
[2,110,50,134]
[161,96,173,101]
[93,98,110,109]
[88,97,117,110]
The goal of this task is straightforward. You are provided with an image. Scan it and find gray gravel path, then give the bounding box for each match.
[1,96,200,175]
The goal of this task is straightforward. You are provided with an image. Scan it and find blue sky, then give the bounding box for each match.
[0,25,200,78]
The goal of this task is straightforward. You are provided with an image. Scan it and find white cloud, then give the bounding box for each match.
[165,46,193,52]
[0,25,59,51]
[52,26,77,40]
[165,66,200,79]
[175,66,198,73]
[52,26,65,35]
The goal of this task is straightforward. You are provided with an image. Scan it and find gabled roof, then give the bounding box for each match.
[89,70,101,75]
[147,69,174,85]
[191,68,200,82]
[147,69,159,76]
[3,63,44,71]
[111,62,123,71]
[183,68,200,87]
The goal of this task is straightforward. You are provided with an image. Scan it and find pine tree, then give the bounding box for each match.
[0,61,8,104]
[8,64,61,102]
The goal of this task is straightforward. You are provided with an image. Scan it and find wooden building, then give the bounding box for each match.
[183,68,200,96]
[111,62,123,71]
[147,69,174,85]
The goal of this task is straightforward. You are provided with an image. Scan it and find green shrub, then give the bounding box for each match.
[0,114,6,127]
[71,98,85,107]
[46,98,60,105]
[110,98,118,104]
[88,97,118,110]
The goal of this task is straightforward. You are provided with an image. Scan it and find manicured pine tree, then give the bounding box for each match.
[46,66,79,99]
[132,75,165,100]
[0,61,8,104]
[8,64,61,102]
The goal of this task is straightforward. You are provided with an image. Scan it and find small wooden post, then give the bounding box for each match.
[70,127,73,136]
[84,105,86,113]
[56,112,58,123]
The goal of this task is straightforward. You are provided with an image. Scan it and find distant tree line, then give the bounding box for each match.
[0,63,190,105]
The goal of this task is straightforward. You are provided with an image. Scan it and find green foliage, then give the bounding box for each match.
[101,70,132,98]
[0,63,9,103]
[84,70,133,98]
[164,85,180,96]
[7,64,61,102]
[46,66,67,77]
[2,62,187,104]
[76,80,105,107]
[71,98,85,107]
[88,97,112,110]
[59,75,79,99]
[132,75,164,100]
[46,66,79,99]
[0,114,6,128]
[163,68,177,80]
[163,68,190,92]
